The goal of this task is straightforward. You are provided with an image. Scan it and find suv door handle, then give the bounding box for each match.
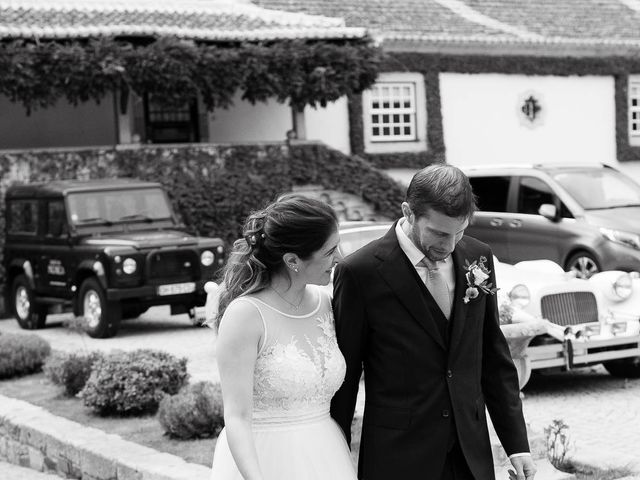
[509,220,523,228]
[489,218,503,227]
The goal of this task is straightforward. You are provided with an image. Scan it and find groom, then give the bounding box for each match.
[330,165,536,480]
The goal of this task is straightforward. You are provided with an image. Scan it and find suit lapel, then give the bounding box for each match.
[375,224,447,350]
[448,241,471,355]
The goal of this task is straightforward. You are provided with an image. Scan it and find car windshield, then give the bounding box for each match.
[339,226,389,257]
[67,188,174,225]
[552,169,640,210]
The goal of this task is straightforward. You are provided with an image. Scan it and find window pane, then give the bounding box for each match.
[383,127,390,135]
[518,177,554,215]
[9,201,38,234]
[372,127,379,136]
[47,201,68,237]
[469,177,511,213]
[372,114,379,123]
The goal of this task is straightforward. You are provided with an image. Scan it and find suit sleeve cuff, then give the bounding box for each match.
[509,452,531,459]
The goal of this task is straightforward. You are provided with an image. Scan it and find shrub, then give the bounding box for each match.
[158,381,224,439]
[79,349,188,416]
[43,350,104,396]
[0,333,51,379]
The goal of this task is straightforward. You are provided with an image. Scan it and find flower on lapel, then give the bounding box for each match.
[463,256,498,303]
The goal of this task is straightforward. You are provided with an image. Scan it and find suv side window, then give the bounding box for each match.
[47,201,68,237]
[468,176,510,212]
[518,176,574,218]
[8,200,38,235]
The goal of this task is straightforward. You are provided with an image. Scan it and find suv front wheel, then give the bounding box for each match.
[11,274,47,330]
[78,277,121,338]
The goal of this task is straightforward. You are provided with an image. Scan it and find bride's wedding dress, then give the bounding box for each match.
[211,286,356,480]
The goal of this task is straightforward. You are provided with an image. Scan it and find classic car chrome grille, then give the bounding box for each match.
[540,292,598,326]
[147,250,198,283]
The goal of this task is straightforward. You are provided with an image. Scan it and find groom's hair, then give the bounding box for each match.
[406,164,477,219]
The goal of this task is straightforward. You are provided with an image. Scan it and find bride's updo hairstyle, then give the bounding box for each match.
[216,194,338,323]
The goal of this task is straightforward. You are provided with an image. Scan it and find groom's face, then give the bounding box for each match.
[403,204,468,262]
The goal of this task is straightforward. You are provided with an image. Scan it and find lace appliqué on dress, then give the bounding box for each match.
[253,311,345,417]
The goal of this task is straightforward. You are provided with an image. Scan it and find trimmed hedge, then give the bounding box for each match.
[43,350,104,396]
[79,349,188,416]
[0,333,51,379]
[158,381,224,439]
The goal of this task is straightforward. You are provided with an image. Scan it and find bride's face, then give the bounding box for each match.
[299,228,342,286]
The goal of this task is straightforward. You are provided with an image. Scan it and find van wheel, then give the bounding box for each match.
[78,277,121,338]
[603,357,640,378]
[565,252,599,279]
[11,274,47,329]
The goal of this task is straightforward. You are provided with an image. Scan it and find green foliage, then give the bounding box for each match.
[0,333,51,379]
[79,349,188,416]
[158,381,224,439]
[43,350,104,396]
[0,37,381,114]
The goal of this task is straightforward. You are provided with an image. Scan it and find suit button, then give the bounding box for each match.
[446,370,453,378]
[442,409,450,418]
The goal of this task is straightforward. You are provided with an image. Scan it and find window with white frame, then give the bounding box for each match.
[368,82,417,142]
[629,76,640,146]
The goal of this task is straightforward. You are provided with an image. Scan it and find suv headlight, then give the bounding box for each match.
[508,284,530,308]
[201,250,215,267]
[613,273,633,300]
[123,258,137,274]
[600,228,640,250]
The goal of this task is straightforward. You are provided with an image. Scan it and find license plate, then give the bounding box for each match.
[157,282,196,296]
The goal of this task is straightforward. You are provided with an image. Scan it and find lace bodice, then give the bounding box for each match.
[230,287,345,424]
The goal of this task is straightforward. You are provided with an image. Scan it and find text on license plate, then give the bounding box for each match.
[157,282,196,296]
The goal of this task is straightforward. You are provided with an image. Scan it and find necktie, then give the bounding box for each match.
[420,257,452,320]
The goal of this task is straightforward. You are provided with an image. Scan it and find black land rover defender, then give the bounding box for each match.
[3,179,226,338]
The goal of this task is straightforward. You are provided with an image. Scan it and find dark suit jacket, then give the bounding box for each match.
[330,222,529,480]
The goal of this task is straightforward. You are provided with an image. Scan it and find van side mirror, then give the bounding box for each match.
[538,203,558,221]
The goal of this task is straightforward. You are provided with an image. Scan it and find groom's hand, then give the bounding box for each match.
[508,455,536,480]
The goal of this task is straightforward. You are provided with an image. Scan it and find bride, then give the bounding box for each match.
[210,194,355,480]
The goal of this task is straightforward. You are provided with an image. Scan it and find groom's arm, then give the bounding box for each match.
[480,253,531,456]
[330,262,367,446]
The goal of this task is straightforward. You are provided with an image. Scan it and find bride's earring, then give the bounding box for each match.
[289,263,299,273]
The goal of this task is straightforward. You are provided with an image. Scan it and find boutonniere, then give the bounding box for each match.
[463,256,498,303]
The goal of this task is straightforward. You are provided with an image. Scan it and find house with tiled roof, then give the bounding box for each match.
[256,0,640,174]
[0,0,374,151]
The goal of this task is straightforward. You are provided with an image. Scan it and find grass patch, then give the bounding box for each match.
[0,373,214,467]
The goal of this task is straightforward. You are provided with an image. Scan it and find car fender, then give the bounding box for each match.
[7,258,35,289]
[76,259,108,291]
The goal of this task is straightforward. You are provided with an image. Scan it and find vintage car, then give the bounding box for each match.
[3,179,226,338]
[203,221,640,386]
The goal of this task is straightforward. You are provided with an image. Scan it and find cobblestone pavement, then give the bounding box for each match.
[522,366,640,474]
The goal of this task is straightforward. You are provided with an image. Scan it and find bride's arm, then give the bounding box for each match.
[216,300,265,480]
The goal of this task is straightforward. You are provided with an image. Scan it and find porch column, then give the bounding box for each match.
[291,107,307,140]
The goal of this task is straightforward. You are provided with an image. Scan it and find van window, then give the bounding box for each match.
[468,176,510,213]
[518,177,554,215]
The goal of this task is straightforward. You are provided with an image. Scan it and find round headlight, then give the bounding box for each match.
[122,258,137,274]
[613,273,633,300]
[216,245,224,254]
[201,250,215,267]
[508,284,531,308]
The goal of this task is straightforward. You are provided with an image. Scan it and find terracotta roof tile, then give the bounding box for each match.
[254,0,640,49]
[0,0,366,40]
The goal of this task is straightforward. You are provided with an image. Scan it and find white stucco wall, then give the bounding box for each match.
[207,94,292,143]
[0,95,117,149]
[439,73,617,168]
[304,96,350,154]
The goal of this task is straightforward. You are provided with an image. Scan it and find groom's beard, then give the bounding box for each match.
[408,223,452,262]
